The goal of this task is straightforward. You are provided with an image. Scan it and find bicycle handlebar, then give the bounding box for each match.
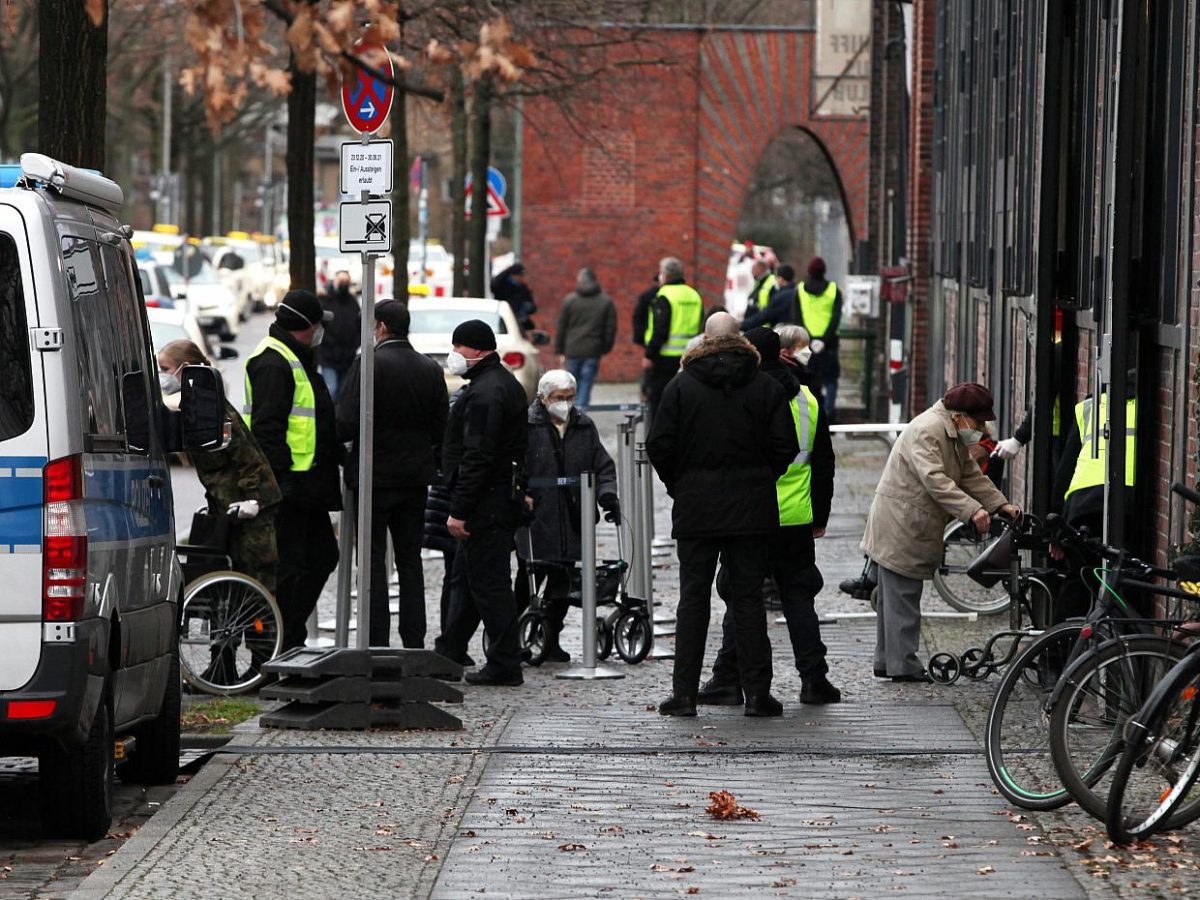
[1045,513,1174,581]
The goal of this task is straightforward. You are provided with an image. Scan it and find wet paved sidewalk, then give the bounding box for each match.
[71,407,1127,899]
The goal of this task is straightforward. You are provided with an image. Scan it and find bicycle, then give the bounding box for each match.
[986,504,1196,814]
[176,508,283,695]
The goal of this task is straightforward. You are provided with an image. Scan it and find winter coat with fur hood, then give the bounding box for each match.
[646,334,798,538]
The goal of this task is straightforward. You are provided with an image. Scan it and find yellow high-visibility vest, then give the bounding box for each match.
[777,385,821,526]
[242,336,318,472]
[646,283,703,357]
[752,273,776,310]
[798,280,838,339]
[1065,395,1136,499]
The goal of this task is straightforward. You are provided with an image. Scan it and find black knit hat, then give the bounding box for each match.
[744,326,781,365]
[276,289,332,330]
[451,318,497,351]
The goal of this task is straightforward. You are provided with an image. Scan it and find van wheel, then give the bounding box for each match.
[117,646,181,785]
[39,694,114,840]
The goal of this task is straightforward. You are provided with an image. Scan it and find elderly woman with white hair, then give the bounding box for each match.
[517,369,620,662]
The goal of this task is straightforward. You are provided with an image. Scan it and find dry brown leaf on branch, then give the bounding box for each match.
[705,790,760,821]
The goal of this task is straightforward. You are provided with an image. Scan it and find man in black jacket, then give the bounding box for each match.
[434,320,529,685]
[244,290,342,651]
[337,300,447,648]
[700,327,841,706]
[318,270,361,402]
[490,262,537,331]
[647,333,798,717]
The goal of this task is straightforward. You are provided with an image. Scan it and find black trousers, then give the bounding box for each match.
[368,486,428,648]
[275,502,340,652]
[436,524,522,674]
[642,359,680,426]
[711,525,828,685]
[674,536,772,699]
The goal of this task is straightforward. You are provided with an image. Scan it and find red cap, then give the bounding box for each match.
[807,256,826,277]
[943,382,996,421]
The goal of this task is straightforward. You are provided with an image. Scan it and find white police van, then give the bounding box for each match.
[0,154,227,839]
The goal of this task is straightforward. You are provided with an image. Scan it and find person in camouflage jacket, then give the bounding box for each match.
[159,340,282,592]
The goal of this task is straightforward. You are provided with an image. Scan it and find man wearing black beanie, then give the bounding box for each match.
[243,289,342,651]
[434,319,529,685]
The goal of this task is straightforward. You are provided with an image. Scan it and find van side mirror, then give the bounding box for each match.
[178,364,227,451]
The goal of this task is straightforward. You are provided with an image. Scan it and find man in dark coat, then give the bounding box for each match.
[701,327,841,706]
[490,262,537,331]
[435,320,530,685]
[647,332,799,717]
[741,264,799,331]
[518,369,620,661]
[318,270,361,402]
[554,268,617,409]
[244,290,343,651]
[337,299,448,649]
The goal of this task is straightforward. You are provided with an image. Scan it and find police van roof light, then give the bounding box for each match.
[20,153,124,214]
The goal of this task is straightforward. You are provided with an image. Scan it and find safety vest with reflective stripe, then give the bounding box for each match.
[751,273,776,311]
[1065,395,1136,499]
[777,384,821,526]
[798,280,838,339]
[242,336,318,472]
[644,283,703,357]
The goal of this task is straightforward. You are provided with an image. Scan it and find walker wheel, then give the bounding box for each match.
[927,652,961,685]
[960,646,990,679]
[519,612,548,667]
[596,617,614,661]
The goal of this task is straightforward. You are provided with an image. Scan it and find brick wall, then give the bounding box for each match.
[520,26,870,382]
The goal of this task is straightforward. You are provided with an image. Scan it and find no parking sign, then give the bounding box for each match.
[341,41,394,134]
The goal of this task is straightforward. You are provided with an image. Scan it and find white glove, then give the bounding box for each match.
[228,500,260,520]
[991,437,1023,460]
[810,339,825,354]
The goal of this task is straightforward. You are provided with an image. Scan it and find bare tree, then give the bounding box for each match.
[37,0,108,169]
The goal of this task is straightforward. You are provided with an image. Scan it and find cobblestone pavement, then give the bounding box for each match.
[71,386,1200,898]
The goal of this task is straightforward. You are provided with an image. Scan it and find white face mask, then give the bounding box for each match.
[446,350,469,376]
[955,416,983,445]
[159,370,181,395]
[310,324,325,347]
[796,347,813,366]
[546,400,572,422]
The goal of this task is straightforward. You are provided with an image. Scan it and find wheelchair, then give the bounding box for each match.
[175,508,283,695]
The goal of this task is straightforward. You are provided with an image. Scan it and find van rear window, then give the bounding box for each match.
[0,233,34,441]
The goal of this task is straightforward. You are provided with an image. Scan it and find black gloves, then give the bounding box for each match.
[598,493,621,524]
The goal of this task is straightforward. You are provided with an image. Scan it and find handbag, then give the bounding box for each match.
[187,507,231,553]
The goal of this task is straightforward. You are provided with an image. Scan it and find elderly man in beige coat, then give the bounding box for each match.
[862,383,1020,681]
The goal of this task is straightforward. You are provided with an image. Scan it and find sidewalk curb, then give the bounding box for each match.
[73,725,264,900]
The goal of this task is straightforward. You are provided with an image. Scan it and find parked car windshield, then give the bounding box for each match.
[408,308,506,335]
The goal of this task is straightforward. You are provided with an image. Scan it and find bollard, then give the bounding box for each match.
[334,487,355,647]
[558,471,624,680]
[637,445,674,660]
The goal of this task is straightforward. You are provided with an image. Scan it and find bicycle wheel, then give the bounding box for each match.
[1107,652,1200,842]
[1048,635,1188,822]
[933,520,1012,615]
[985,622,1082,809]
[180,571,281,695]
[614,610,652,664]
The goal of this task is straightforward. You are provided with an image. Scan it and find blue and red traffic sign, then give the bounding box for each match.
[341,41,395,135]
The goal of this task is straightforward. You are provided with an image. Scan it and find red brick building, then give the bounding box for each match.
[518,25,870,381]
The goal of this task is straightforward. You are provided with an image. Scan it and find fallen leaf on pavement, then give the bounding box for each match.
[977,866,995,875]
[706,790,760,821]
[558,843,587,851]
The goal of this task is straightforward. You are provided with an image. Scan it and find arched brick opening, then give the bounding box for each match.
[520,25,869,380]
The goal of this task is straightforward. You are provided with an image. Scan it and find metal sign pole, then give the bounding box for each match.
[616,417,641,600]
[334,486,355,647]
[558,471,623,680]
[354,129,376,650]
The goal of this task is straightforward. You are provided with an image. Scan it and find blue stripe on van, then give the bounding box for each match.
[0,457,47,550]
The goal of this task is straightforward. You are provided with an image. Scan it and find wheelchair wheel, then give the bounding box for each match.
[180,571,281,695]
[932,520,1012,615]
[614,610,652,664]
[519,611,548,667]
[597,617,614,661]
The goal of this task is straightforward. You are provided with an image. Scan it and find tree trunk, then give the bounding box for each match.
[287,54,317,293]
[37,0,108,170]
[450,68,467,298]
[390,87,410,301]
[467,75,492,298]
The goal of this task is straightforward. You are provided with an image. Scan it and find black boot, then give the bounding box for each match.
[658,695,697,717]
[799,675,842,705]
[696,678,744,706]
[744,694,784,717]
